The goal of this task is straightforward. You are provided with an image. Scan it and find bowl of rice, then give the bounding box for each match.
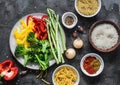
[89,20,120,52]
[75,0,101,18]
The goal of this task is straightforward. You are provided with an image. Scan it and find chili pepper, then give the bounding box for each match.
[0,60,18,81]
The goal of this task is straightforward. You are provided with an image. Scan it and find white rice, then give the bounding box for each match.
[91,23,119,50]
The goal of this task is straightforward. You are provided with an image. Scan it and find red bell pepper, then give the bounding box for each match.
[41,15,48,20]
[0,60,18,81]
[26,15,48,40]
[26,15,33,26]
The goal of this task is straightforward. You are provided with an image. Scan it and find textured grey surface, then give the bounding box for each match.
[0,0,120,85]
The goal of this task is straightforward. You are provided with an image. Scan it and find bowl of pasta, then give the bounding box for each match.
[52,64,80,85]
[75,0,101,18]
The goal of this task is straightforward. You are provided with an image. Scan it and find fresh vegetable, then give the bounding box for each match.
[46,8,66,64]
[14,14,48,49]
[73,37,83,49]
[83,56,101,74]
[14,9,66,70]
[15,32,54,70]
[14,13,54,70]
[14,18,34,48]
[65,48,76,59]
[27,15,48,40]
[0,60,18,81]
[14,45,30,66]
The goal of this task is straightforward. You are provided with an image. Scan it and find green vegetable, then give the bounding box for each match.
[27,32,38,43]
[46,8,66,64]
[14,45,30,66]
[15,45,28,57]
[14,8,66,69]
[15,32,54,70]
[47,24,59,64]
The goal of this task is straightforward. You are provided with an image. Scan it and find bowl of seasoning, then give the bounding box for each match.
[62,12,78,29]
[75,0,101,18]
[80,53,104,77]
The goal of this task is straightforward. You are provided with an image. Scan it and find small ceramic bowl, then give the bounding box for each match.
[89,20,120,52]
[52,64,80,85]
[75,0,101,18]
[62,12,78,29]
[80,53,104,77]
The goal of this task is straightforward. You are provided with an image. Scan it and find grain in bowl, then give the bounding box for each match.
[89,21,120,52]
[75,0,101,17]
[91,24,118,50]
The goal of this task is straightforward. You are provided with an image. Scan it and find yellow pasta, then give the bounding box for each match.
[77,0,99,16]
[54,66,78,85]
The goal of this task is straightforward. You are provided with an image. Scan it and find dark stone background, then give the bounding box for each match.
[0,0,120,85]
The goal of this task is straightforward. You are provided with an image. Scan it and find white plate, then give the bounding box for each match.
[9,13,65,70]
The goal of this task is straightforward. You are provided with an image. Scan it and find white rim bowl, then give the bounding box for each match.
[52,64,80,85]
[80,53,104,77]
[62,12,78,29]
[75,0,101,18]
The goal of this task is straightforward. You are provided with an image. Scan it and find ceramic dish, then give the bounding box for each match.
[62,12,78,29]
[52,64,80,85]
[9,13,65,70]
[80,53,104,77]
[89,20,120,52]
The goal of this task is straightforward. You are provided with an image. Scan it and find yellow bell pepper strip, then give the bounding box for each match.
[14,18,34,48]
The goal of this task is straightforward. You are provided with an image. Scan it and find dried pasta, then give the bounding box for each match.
[54,66,78,85]
[77,0,99,16]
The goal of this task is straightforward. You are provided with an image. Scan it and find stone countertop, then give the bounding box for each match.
[0,0,120,85]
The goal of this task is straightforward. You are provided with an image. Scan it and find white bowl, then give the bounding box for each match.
[80,53,104,77]
[52,64,80,85]
[62,12,78,29]
[75,0,101,18]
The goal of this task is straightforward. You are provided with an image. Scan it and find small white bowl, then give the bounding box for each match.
[62,12,78,29]
[80,53,104,77]
[52,64,80,85]
[75,0,101,18]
